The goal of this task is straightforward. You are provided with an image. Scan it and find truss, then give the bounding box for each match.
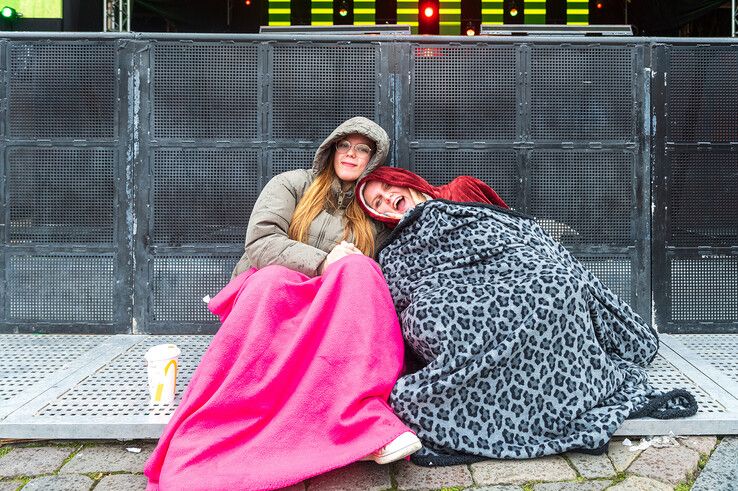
[104,0,131,32]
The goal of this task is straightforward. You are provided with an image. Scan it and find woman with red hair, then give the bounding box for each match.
[354,166,694,467]
[357,166,509,227]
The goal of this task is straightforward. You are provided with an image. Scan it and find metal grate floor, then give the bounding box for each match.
[0,333,737,439]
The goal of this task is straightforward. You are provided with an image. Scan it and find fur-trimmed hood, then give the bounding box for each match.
[312,117,390,209]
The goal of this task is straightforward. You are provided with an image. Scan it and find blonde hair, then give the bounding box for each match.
[288,160,375,257]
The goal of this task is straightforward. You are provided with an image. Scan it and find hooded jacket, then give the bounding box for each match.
[232,117,390,277]
[357,167,509,227]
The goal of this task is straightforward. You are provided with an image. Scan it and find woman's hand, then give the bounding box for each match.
[339,241,362,255]
[321,241,364,273]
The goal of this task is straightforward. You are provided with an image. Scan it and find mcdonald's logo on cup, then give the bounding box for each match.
[145,344,181,405]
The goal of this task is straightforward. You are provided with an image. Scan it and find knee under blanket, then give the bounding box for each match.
[379,200,696,463]
[144,255,411,490]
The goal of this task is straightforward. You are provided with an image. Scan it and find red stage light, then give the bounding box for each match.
[245,0,251,5]
[418,1,439,35]
[596,2,603,8]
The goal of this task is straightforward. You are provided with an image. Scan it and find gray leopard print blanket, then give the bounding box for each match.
[378,200,696,463]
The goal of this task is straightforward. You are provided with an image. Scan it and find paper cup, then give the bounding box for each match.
[145,344,181,405]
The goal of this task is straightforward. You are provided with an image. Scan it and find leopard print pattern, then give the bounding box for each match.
[379,200,664,460]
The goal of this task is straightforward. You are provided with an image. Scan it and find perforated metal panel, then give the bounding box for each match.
[2,334,737,438]
[668,152,738,248]
[1,35,738,439]
[648,354,725,413]
[529,151,633,246]
[8,148,114,244]
[152,43,259,139]
[667,48,738,143]
[0,335,110,401]
[411,149,520,209]
[530,46,634,142]
[576,256,632,305]
[676,334,738,384]
[7,256,114,322]
[653,45,738,333]
[411,45,517,140]
[0,36,734,336]
[670,257,738,322]
[8,43,116,138]
[271,44,377,140]
[37,336,211,418]
[152,149,259,245]
[0,39,5,138]
[152,256,237,322]
[268,148,316,178]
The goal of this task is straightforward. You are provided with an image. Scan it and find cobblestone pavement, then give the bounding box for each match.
[0,436,730,490]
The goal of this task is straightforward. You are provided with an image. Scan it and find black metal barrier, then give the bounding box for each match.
[0,33,735,334]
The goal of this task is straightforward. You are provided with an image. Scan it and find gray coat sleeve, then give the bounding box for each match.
[242,172,328,277]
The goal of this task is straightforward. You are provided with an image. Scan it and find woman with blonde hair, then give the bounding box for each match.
[145,117,420,491]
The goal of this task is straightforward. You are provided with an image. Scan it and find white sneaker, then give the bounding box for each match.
[361,432,422,464]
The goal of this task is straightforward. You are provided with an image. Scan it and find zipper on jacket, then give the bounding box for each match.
[317,188,348,249]
[315,213,329,249]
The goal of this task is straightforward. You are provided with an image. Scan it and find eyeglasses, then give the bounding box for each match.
[335,140,374,157]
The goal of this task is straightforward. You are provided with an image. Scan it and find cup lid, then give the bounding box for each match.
[145,343,181,362]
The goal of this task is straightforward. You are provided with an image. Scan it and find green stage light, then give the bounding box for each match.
[1,6,19,20]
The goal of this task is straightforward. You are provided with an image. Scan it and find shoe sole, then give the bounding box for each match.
[372,440,423,465]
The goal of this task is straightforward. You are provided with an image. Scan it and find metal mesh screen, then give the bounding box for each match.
[411,149,520,209]
[0,37,734,335]
[668,152,738,248]
[8,43,115,138]
[676,334,738,384]
[268,148,317,178]
[670,257,738,322]
[152,149,259,245]
[271,44,377,140]
[0,334,108,402]
[648,354,725,413]
[8,256,114,322]
[411,45,517,140]
[667,48,738,143]
[152,256,237,322]
[0,335,110,401]
[529,151,633,246]
[152,43,259,139]
[0,39,4,138]
[530,46,634,142]
[13,336,730,429]
[8,148,114,244]
[38,335,211,417]
[576,256,632,305]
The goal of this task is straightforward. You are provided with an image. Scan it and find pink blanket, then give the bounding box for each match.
[144,255,411,490]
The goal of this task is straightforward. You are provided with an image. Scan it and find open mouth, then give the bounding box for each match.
[392,195,405,212]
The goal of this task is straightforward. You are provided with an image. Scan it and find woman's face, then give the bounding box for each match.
[332,134,375,183]
[362,180,417,216]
